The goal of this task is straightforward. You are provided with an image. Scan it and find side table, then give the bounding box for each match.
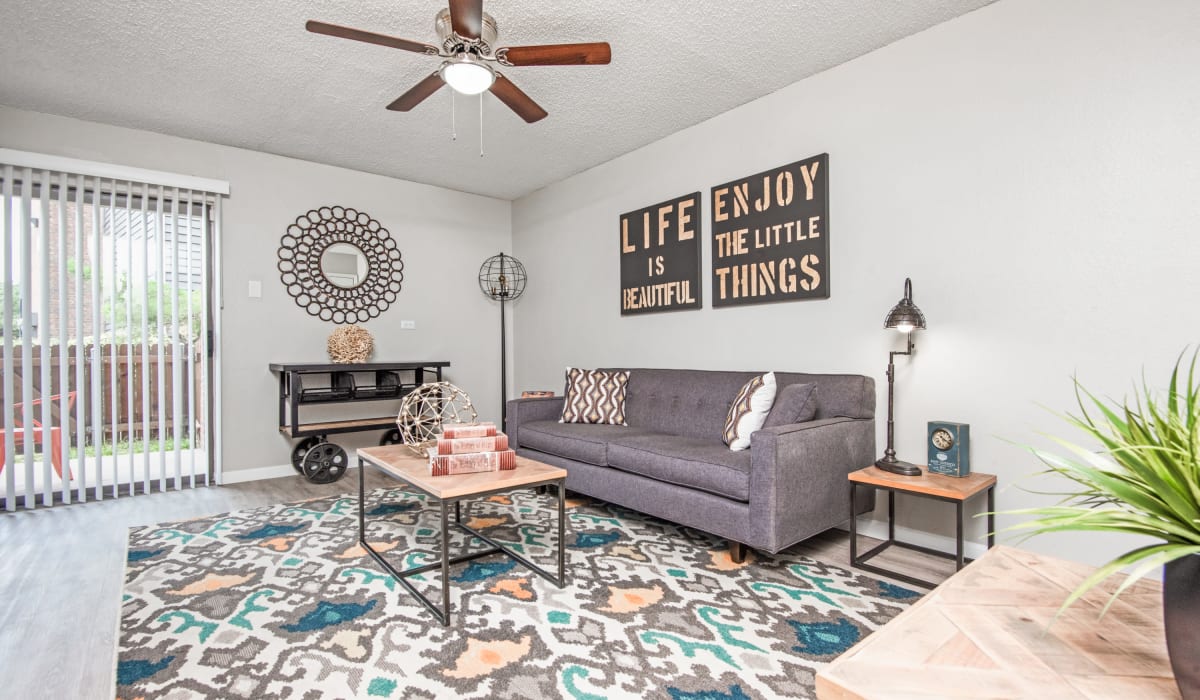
[848,465,996,588]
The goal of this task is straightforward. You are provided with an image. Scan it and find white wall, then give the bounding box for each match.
[511,0,1200,566]
[0,105,512,476]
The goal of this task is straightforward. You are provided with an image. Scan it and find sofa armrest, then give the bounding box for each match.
[505,396,565,448]
[748,417,876,552]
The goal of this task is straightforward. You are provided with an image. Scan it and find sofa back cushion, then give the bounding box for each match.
[612,368,874,440]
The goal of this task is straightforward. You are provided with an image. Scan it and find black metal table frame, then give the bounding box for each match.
[849,481,995,589]
[274,361,449,439]
[358,456,567,626]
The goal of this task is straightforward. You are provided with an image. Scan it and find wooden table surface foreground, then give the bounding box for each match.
[817,545,1179,699]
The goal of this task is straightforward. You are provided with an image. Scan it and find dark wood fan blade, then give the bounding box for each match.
[448,0,483,40]
[490,75,548,123]
[497,42,611,66]
[306,20,439,55]
[387,73,446,111]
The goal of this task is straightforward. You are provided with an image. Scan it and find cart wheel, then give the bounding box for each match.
[379,428,404,445]
[301,442,347,484]
[291,436,323,473]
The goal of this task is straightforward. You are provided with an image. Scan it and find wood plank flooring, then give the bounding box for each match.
[0,472,950,699]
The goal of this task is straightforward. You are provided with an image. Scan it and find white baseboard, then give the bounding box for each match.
[218,462,360,485]
[218,463,296,485]
[848,518,989,561]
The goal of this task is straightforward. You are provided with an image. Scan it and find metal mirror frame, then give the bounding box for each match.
[277,206,404,324]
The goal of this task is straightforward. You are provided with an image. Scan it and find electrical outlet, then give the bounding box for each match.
[400,320,416,330]
[248,280,262,298]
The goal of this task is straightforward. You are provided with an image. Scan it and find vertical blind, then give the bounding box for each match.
[0,152,227,510]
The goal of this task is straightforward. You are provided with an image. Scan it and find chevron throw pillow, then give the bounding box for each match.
[559,368,630,425]
[722,372,778,451]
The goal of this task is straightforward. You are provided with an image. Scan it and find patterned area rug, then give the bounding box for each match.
[118,487,919,699]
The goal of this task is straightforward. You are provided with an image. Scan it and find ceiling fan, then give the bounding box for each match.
[307,0,612,123]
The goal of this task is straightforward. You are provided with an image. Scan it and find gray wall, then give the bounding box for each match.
[0,105,513,476]
[510,0,1200,566]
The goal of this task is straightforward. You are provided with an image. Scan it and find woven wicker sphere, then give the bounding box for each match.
[396,382,477,456]
[327,325,374,363]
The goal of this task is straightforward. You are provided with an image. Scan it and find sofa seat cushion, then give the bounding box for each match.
[518,421,648,466]
[607,434,752,502]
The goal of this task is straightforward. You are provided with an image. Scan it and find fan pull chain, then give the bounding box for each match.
[479,93,484,157]
[450,89,457,141]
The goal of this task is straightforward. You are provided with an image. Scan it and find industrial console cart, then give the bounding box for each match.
[270,361,450,483]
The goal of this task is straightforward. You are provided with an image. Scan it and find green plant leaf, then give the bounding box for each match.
[1059,543,1200,618]
[1000,349,1200,619]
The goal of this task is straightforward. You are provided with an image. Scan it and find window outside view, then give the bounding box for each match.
[1,187,210,506]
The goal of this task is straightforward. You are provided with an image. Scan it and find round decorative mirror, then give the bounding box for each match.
[277,206,404,324]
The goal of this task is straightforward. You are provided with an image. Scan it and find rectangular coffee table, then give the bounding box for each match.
[356,445,568,626]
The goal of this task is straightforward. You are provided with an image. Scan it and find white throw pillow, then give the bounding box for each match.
[722,372,777,451]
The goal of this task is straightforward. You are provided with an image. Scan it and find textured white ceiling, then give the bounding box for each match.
[0,1,992,200]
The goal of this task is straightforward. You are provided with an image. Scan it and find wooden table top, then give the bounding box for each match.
[356,445,567,500]
[849,465,997,500]
[816,545,1179,699]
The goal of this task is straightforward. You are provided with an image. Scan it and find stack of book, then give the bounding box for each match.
[428,422,517,476]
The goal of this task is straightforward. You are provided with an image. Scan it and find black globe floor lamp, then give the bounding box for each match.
[875,278,927,476]
[479,252,526,430]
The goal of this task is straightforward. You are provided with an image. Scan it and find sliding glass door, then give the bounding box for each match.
[1,162,222,510]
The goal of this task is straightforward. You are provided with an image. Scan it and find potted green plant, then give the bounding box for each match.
[1005,352,1199,698]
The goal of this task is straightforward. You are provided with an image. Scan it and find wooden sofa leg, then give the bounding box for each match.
[729,540,747,563]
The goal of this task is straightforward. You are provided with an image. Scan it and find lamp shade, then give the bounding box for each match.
[440,55,495,95]
[478,252,527,301]
[883,278,926,333]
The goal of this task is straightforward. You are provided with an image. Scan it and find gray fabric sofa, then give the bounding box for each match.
[506,368,876,561]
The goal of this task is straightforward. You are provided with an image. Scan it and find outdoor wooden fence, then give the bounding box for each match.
[0,344,204,442]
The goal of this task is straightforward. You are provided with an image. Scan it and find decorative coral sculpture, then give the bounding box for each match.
[327,325,374,363]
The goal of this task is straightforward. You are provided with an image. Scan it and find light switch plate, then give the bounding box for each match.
[248,280,262,298]
[400,320,416,329]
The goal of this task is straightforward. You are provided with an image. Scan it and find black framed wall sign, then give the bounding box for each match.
[710,153,829,307]
[619,192,702,315]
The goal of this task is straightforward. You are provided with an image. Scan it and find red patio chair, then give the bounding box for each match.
[0,391,77,480]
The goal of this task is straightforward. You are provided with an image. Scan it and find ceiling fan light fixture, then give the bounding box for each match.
[440,55,495,95]
[308,3,611,121]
